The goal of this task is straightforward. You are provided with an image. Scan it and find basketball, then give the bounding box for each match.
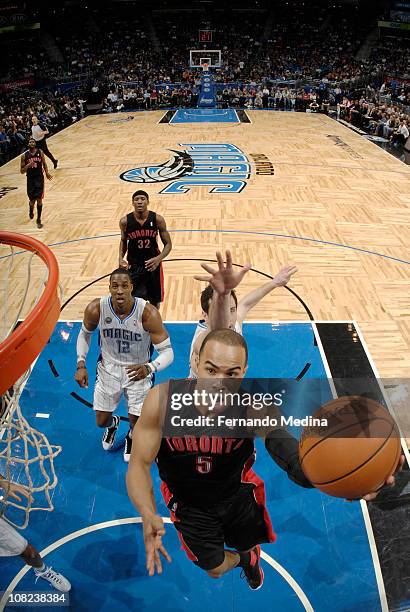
[299,396,402,499]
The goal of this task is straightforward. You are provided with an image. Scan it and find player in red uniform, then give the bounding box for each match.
[20,137,53,229]
[119,190,172,309]
[128,327,273,589]
[126,253,404,589]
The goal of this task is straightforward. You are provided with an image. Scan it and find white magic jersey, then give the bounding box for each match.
[99,296,151,366]
[188,319,243,378]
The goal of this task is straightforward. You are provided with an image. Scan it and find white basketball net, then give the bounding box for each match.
[0,242,62,529]
[0,377,61,529]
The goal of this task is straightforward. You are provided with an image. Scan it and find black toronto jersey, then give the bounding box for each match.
[24,149,43,180]
[156,379,255,508]
[126,211,160,265]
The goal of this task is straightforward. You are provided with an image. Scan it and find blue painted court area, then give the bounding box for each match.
[170,109,239,123]
[1,322,382,611]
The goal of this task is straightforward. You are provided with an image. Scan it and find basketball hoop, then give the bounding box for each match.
[189,49,221,68]
[202,62,209,72]
[0,232,60,395]
[0,232,61,528]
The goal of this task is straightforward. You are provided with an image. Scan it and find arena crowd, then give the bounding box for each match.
[0,1,409,165]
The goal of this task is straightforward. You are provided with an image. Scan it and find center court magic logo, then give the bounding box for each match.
[120,144,251,194]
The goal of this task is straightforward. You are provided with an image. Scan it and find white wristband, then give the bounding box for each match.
[148,338,174,373]
[76,323,93,365]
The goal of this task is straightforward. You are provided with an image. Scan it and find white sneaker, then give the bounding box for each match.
[34,566,71,592]
[123,430,132,463]
[102,415,120,450]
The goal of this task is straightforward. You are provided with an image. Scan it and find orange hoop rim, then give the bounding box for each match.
[0,232,60,395]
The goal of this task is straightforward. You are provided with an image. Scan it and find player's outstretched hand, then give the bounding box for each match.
[273,265,298,287]
[143,513,171,576]
[361,454,405,501]
[75,366,88,388]
[46,172,53,181]
[0,481,32,504]
[119,259,129,269]
[194,250,251,295]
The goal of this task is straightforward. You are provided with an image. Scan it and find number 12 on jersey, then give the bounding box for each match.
[117,340,130,353]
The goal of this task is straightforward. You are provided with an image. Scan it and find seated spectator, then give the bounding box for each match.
[391,120,409,147]
[254,92,263,108]
[0,124,10,162]
[384,115,398,139]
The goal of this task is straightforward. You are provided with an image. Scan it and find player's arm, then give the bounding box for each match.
[126,305,174,382]
[194,250,251,330]
[236,265,298,325]
[156,215,172,260]
[40,150,52,180]
[264,429,314,488]
[119,216,128,267]
[264,430,405,501]
[145,215,172,272]
[127,385,162,517]
[208,291,231,331]
[207,251,251,329]
[20,153,31,174]
[126,384,171,575]
[74,298,100,388]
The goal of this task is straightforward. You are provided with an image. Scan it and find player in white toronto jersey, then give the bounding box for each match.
[75,268,173,462]
[189,251,297,378]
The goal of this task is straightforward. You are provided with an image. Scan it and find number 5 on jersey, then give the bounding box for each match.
[196,456,213,474]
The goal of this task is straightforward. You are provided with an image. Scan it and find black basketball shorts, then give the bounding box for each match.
[161,477,276,571]
[27,176,44,201]
[129,263,164,305]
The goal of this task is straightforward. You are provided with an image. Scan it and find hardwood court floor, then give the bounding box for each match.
[1,110,409,441]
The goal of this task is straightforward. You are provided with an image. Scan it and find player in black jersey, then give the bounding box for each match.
[127,328,274,590]
[127,253,403,591]
[20,138,53,229]
[119,190,172,309]
[126,255,293,590]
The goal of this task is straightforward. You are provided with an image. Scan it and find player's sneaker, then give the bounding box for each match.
[102,415,120,450]
[36,221,43,229]
[34,566,71,593]
[239,545,264,590]
[123,430,132,462]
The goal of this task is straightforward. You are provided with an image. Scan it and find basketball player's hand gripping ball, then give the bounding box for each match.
[361,454,404,501]
[299,396,404,501]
